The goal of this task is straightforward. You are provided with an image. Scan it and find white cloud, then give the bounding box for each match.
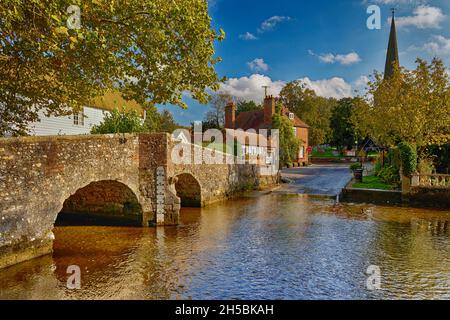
[408,35,450,56]
[395,5,445,29]
[353,75,370,95]
[247,58,269,72]
[335,53,362,65]
[219,74,354,102]
[309,50,361,65]
[239,32,258,41]
[258,16,291,33]
[422,35,450,55]
[300,77,353,99]
[219,74,285,103]
[317,53,336,64]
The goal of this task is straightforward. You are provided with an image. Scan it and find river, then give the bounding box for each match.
[0,193,449,300]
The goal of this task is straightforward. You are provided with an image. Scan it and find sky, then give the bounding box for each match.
[159,0,450,125]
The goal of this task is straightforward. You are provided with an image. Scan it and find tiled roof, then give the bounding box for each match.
[234,108,309,130]
[235,110,267,130]
[281,106,309,128]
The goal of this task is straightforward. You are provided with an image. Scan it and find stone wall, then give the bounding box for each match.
[401,174,450,208]
[406,187,450,208]
[341,178,450,209]
[0,134,158,269]
[340,186,403,205]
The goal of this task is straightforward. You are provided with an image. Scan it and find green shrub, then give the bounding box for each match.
[377,165,400,187]
[350,163,362,171]
[374,160,383,175]
[91,108,146,134]
[398,142,417,176]
[386,147,401,172]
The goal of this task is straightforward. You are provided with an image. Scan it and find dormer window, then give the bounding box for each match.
[289,112,294,120]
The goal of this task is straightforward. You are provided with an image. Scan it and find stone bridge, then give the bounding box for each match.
[0,133,278,269]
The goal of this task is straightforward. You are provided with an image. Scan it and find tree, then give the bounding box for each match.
[352,58,450,151]
[155,110,179,133]
[427,143,450,173]
[279,80,336,146]
[0,0,224,135]
[92,106,180,134]
[143,107,180,133]
[236,99,261,116]
[203,92,232,129]
[144,106,164,133]
[272,102,300,166]
[330,98,360,149]
[91,108,146,134]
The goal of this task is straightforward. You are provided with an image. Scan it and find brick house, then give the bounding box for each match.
[224,95,309,164]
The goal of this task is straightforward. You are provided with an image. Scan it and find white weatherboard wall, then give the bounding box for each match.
[29,107,108,136]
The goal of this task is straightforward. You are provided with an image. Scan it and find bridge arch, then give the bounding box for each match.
[56,180,144,227]
[174,173,202,208]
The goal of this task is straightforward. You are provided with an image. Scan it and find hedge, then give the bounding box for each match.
[398,142,417,176]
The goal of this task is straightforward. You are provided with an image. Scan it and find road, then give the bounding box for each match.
[278,164,352,196]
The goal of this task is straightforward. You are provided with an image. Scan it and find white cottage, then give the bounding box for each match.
[29,106,108,136]
[27,91,144,136]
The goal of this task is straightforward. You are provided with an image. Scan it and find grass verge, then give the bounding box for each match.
[352,175,393,190]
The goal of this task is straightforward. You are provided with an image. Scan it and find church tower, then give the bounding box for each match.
[384,9,400,79]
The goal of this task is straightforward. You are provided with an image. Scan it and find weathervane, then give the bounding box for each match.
[391,7,396,17]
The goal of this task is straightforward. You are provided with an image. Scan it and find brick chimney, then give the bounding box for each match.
[224,101,236,129]
[264,95,276,125]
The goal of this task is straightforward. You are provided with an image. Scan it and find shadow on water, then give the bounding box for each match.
[54,212,143,227]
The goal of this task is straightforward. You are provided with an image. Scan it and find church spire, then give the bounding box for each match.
[384,9,399,79]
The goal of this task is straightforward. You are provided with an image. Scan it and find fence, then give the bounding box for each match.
[413,174,450,189]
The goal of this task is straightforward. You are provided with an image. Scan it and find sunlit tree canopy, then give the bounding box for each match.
[0,0,224,135]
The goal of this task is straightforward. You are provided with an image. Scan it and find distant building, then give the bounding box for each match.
[224,95,309,163]
[27,91,145,136]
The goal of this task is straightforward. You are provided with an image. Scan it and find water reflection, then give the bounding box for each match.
[0,194,449,300]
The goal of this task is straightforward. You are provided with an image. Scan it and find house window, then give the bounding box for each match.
[73,108,84,126]
[289,112,294,120]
